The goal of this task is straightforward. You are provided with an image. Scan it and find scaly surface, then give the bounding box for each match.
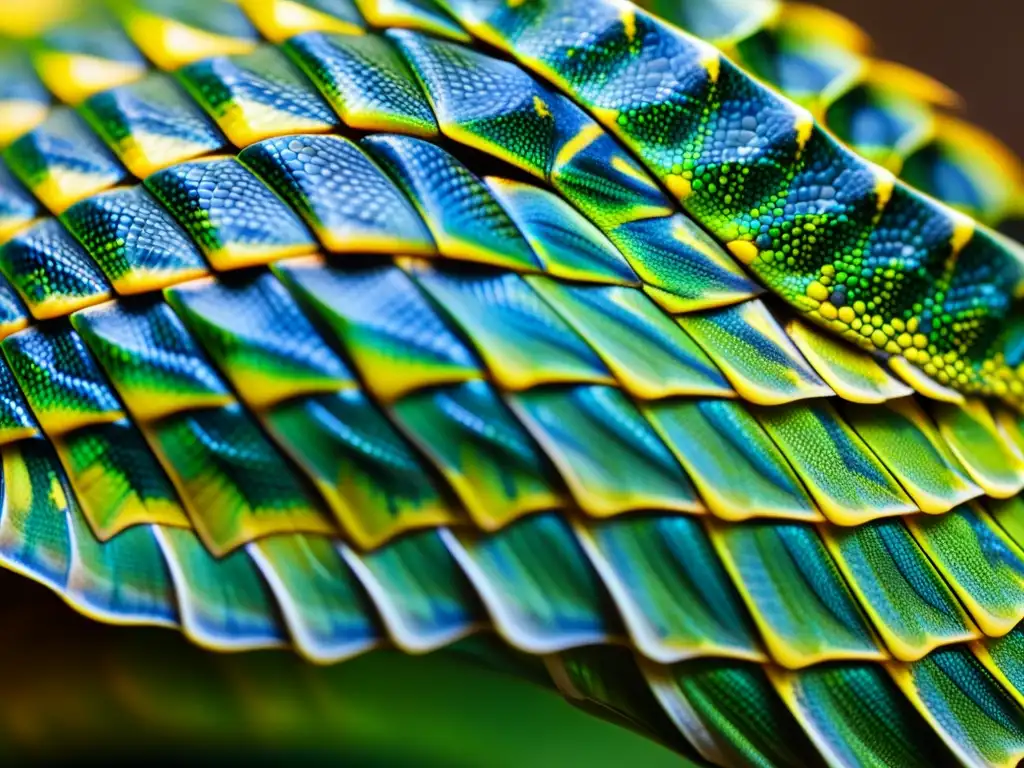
[0,0,1022,764]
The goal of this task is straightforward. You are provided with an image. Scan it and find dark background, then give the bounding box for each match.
[822,0,1022,157]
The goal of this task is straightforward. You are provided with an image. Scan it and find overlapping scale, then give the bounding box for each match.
[178,45,339,147]
[0,436,179,628]
[0,218,111,319]
[510,385,703,517]
[71,297,232,421]
[388,28,760,311]
[274,258,480,400]
[841,397,982,514]
[646,399,819,523]
[80,74,226,179]
[2,322,124,436]
[363,134,539,270]
[52,418,190,538]
[3,108,125,214]
[61,185,209,294]
[118,0,259,72]
[265,390,460,547]
[754,399,917,525]
[340,530,483,652]
[0,48,50,148]
[458,0,1024,405]
[285,31,439,136]
[248,533,381,663]
[578,515,762,663]
[0,276,31,341]
[823,518,979,661]
[145,156,316,270]
[241,0,365,43]
[679,300,833,405]
[889,647,1024,767]
[979,626,1024,706]
[0,161,39,245]
[528,278,732,399]
[771,663,955,767]
[390,381,560,530]
[239,134,435,255]
[443,514,622,654]
[932,399,1024,499]
[147,403,336,555]
[907,504,1024,637]
[645,658,823,766]
[484,178,638,285]
[166,270,355,409]
[787,318,913,403]
[31,6,148,105]
[608,215,762,314]
[390,28,557,178]
[64,510,178,626]
[154,525,287,650]
[0,1,1020,765]
[710,520,883,668]
[413,267,611,390]
[0,361,39,444]
[0,438,77,589]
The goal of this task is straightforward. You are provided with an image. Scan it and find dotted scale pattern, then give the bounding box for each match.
[636,0,1024,230]
[0,1,1022,766]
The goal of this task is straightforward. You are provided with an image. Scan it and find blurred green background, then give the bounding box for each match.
[0,569,688,766]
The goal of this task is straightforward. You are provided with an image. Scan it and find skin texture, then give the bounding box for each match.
[0,1,1022,766]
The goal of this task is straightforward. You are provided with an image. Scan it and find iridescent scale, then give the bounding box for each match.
[0,1,1022,765]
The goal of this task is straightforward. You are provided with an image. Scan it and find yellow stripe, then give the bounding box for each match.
[552,122,604,170]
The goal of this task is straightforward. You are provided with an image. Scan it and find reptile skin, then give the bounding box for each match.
[0,0,1023,764]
